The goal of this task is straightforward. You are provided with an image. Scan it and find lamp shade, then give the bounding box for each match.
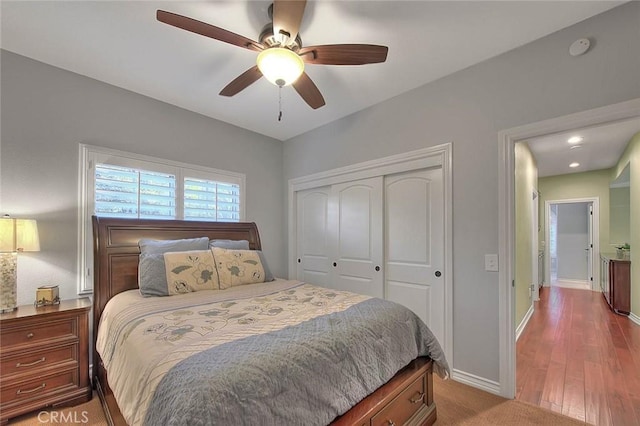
[0,218,15,252]
[256,47,304,87]
[0,217,39,312]
[16,219,40,252]
[0,218,40,252]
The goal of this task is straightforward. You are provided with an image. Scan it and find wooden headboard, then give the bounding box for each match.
[91,216,261,371]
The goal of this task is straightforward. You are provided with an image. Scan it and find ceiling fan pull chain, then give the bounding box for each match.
[278,86,283,122]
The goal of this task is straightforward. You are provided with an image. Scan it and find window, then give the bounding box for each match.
[94,164,177,219]
[78,145,245,293]
[183,177,241,221]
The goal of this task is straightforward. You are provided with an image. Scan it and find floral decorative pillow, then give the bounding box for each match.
[138,237,210,297]
[211,247,272,289]
[163,250,219,295]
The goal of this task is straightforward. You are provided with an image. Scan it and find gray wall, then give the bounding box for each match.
[0,51,285,306]
[283,2,640,382]
[556,203,589,281]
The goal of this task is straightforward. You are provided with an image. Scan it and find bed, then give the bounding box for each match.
[92,216,449,426]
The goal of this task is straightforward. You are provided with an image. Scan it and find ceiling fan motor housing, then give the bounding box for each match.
[259,23,302,51]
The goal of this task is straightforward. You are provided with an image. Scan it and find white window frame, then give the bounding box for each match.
[77,144,246,294]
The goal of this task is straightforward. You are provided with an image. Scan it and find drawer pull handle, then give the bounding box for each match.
[16,383,46,395]
[386,421,396,426]
[16,357,46,368]
[26,332,34,339]
[409,391,425,404]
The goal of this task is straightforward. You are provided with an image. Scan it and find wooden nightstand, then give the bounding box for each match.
[0,298,92,425]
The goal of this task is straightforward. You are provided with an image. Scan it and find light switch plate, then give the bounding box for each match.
[485,254,499,272]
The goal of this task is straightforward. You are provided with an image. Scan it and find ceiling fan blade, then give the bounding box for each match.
[219,66,263,97]
[273,0,307,44]
[293,72,325,109]
[157,10,263,52]
[299,44,389,65]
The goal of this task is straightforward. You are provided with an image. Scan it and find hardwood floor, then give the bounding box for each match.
[516,286,640,425]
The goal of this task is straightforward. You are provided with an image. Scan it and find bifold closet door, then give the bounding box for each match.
[296,186,332,287]
[329,177,384,298]
[384,167,445,345]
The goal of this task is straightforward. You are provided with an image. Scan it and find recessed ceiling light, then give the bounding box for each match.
[568,136,583,144]
[569,162,580,168]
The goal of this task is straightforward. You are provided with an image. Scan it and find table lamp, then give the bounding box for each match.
[0,216,40,312]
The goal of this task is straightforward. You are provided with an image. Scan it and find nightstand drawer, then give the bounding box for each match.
[1,369,78,407]
[1,343,77,378]
[0,317,77,349]
[371,373,426,426]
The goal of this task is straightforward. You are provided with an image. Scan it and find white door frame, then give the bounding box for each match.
[288,143,453,365]
[498,98,640,399]
[545,198,599,291]
[532,189,539,301]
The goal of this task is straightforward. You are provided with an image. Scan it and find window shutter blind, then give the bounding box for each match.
[184,177,240,222]
[95,164,176,219]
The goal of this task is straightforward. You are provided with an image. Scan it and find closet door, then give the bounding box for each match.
[385,167,444,345]
[330,177,384,298]
[296,187,332,287]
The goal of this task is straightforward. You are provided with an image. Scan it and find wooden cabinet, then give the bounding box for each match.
[0,298,92,425]
[600,254,631,315]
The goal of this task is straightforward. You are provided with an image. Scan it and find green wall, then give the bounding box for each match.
[611,131,640,319]
[610,186,631,245]
[515,143,537,329]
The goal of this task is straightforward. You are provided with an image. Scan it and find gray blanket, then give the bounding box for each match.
[144,297,449,426]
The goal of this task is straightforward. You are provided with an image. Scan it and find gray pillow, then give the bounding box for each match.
[256,251,275,282]
[139,237,209,254]
[138,237,210,297]
[209,239,250,250]
[139,253,171,297]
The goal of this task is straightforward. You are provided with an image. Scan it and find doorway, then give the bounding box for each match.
[497,98,640,399]
[546,199,597,291]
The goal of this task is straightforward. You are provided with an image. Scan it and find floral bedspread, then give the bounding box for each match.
[97,279,449,426]
[97,279,371,425]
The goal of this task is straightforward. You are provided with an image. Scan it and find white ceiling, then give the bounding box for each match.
[524,116,640,178]
[0,1,626,141]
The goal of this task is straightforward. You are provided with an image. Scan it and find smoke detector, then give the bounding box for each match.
[569,38,591,57]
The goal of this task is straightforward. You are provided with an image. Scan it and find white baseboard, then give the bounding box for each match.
[516,304,534,341]
[451,369,501,396]
[629,312,640,326]
[552,279,590,290]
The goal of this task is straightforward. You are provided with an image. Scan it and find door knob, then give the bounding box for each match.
[375,266,381,272]
[333,262,337,267]
[435,271,442,277]
[297,258,301,263]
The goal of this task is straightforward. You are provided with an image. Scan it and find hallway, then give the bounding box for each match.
[516,286,640,425]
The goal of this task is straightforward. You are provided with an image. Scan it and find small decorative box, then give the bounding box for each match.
[35,285,60,307]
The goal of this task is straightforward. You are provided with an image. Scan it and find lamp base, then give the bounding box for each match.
[0,252,18,313]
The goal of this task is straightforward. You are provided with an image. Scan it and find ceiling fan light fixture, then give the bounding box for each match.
[257,47,304,87]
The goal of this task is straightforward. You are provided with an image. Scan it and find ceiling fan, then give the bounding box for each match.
[156,1,389,110]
